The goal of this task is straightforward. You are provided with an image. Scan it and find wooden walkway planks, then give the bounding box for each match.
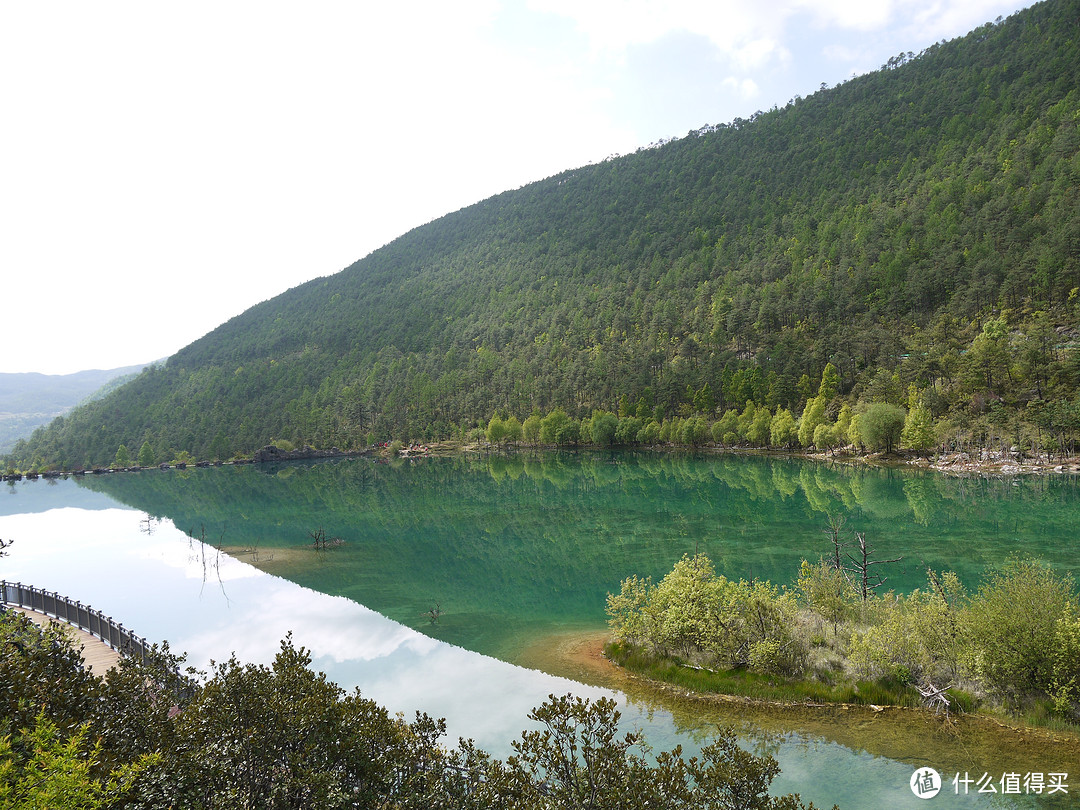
[7,604,123,675]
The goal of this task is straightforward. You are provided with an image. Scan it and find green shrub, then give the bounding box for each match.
[966,557,1078,702]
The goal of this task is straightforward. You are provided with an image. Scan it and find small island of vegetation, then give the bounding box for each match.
[605,533,1080,732]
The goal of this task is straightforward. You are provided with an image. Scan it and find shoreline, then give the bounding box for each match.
[521,629,1080,761]
[9,441,1080,482]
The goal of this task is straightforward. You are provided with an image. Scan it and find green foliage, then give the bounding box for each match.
[586,410,619,447]
[503,415,523,443]
[619,544,1079,726]
[488,412,526,445]
[609,554,805,675]
[770,408,798,448]
[680,415,711,446]
[797,559,856,633]
[712,410,738,445]
[509,694,821,810]
[615,416,642,445]
[858,403,906,453]
[136,441,154,467]
[637,419,662,444]
[818,363,840,402]
[848,588,956,683]
[846,413,862,450]
[966,557,1079,702]
[112,444,131,469]
[798,398,826,448]
[1,609,820,808]
[539,408,579,445]
[486,414,508,444]
[0,714,108,810]
[522,412,542,444]
[747,407,773,448]
[901,397,937,452]
[1050,605,1080,717]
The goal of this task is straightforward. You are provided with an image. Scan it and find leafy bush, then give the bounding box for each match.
[608,554,805,675]
[966,557,1079,702]
[858,404,906,453]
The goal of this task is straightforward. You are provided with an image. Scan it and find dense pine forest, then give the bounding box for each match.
[8,0,1080,471]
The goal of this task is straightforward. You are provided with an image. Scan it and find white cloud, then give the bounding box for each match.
[722,76,761,99]
[528,0,789,56]
[793,0,896,31]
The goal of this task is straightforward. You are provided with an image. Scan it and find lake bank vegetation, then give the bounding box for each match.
[0,610,829,809]
[5,1,1080,474]
[606,546,1080,732]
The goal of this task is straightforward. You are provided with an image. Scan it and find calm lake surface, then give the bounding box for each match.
[2,451,1077,808]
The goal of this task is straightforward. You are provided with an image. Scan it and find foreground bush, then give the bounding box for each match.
[0,610,828,809]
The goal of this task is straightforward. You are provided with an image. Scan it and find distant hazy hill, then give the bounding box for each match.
[8,0,1080,470]
[0,365,148,453]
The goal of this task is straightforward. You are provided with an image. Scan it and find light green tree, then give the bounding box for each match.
[747,407,773,447]
[522,412,542,444]
[798,558,857,636]
[486,414,508,444]
[607,575,654,647]
[1051,605,1080,715]
[770,408,798,447]
[798,396,826,447]
[813,422,837,453]
[818,362,840,401]
[901,389,937,452]
[712,409,739,444]
[847,412,862,449]
[113,444,131,469]
[680,416,710,446]
[859,403,906,453]
[835,403,853,441]
[615,416,642,445]
[736,401,757,441]
[137,441,155,467]
[503,415,523,443]
[637,420,662,444]
[588,410,619,446]
[540,408,578,445]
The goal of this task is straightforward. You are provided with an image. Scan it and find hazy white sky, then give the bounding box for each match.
[2,0,1033,374]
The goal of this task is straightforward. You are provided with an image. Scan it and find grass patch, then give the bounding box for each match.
[1022,700,1080,734]
[607,641,925,708]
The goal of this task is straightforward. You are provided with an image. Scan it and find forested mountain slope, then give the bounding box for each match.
[0,364,147,454]
[9,0,1080,470]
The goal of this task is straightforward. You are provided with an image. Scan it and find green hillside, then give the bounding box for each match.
[9,0,1080,470]
[0,364,147,454]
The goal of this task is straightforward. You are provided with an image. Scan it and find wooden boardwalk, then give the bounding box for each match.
[7,604,123,675]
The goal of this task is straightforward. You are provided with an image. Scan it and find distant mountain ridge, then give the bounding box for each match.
[8,0,1080,470]
[0,365,149,453]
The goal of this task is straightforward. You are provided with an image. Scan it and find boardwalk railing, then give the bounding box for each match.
[1,580,148,661]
